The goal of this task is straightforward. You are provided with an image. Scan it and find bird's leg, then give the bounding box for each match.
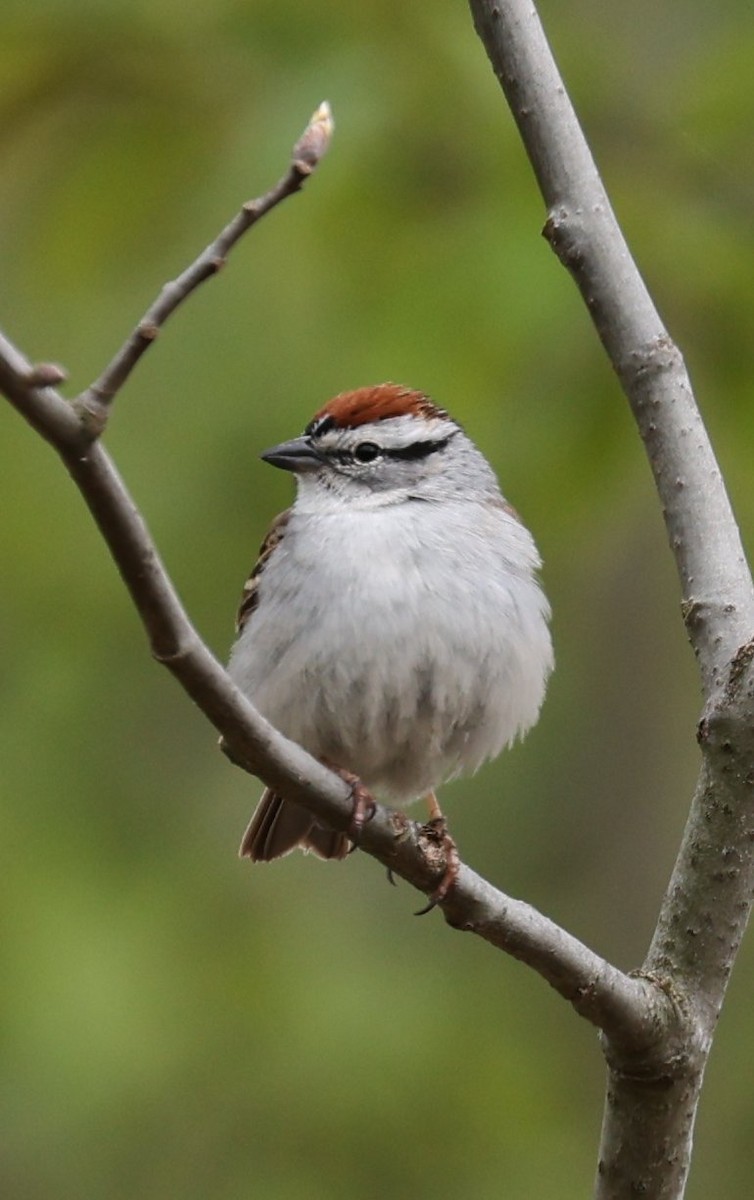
[322,761,376,845]
[415,791,460,915]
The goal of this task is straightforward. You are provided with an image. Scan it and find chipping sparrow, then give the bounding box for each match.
[228,383,553,873]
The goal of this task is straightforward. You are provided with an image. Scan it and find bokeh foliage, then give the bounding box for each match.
[1,1,753,1197]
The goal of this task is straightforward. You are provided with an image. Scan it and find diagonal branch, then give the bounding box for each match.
[73,101,334,440]
[2,331,668,1049]
[1,82,676,1057]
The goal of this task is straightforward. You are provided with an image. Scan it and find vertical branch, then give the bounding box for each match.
[469,0,754,689]
[468,2,754,1197]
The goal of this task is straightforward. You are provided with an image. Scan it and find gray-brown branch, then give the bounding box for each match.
[0,108,673,1059]
[469,2,754,1197]
[0,330,667,1049]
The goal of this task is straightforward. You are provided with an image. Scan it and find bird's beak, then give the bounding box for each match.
[260,436,322,473]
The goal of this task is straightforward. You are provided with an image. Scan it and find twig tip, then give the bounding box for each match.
[292,101,335,173]
[313,99,334,128]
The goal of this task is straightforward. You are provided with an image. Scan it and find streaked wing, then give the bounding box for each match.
[236,508,291,633]
[231,507,350,862]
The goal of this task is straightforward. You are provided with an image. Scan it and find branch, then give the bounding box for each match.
[469,1,754,693]
[73,101,334,439]
[0,110,673,1058]
[3,331,663,1049]
[469,2,754,1196]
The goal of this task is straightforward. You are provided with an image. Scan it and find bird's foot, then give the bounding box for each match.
[323,762,376,846]
[415,801,460,916]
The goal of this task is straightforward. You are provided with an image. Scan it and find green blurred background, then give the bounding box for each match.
[1,1,753,1196]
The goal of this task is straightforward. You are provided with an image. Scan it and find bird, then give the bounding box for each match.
[227,383,553,893]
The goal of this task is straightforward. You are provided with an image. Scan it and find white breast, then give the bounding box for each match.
[228,499,552,802]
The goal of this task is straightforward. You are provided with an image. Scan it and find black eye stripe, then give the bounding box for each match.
[383,437,449,461]
[335,438,448,464]
[309,431,451,465]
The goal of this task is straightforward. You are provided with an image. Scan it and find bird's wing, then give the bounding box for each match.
[235,508,292,633]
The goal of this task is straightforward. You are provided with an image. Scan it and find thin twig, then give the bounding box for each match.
[73,101,334,439]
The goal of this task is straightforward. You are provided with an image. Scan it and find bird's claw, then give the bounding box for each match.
[324,763,376,846]
[414,815,460,916]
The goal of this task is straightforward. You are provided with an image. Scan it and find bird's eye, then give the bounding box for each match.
[354,441,380,463]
